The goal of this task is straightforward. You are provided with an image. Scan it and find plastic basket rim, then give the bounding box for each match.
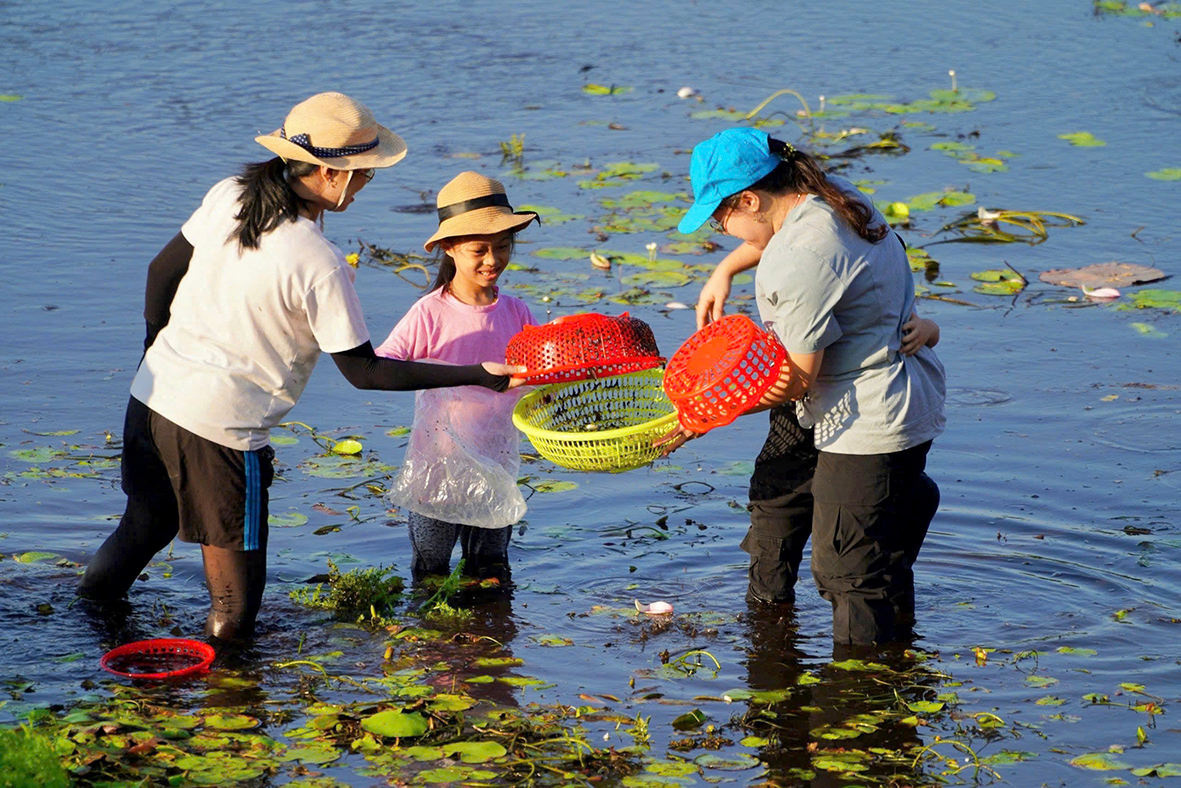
[664,315,768,400]
[510,355,666,381]
[512,372,678,444]
[100,638,216,680]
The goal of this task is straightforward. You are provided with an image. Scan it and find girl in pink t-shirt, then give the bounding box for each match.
[375,172,539,583]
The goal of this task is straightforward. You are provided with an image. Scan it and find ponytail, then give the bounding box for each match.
[727,138,888,244]
[231,157,317,251]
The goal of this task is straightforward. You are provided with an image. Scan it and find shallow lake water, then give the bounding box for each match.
[2,0,1180,785]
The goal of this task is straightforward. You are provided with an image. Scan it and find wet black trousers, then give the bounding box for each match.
[740,405,818,604]
[78,397,270,640]
[811,442,939,646]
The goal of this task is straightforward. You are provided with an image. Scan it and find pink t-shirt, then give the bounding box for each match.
[374,287,536,364]
[376,287,537,527]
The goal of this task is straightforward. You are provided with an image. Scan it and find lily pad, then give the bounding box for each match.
[442,741,508,763]
[330,439,363,456]
[533,247,589,260]
[13,551,60,563]
[202,713,260,730]
[971,269,1026,295]
[1128,289,1181,312]
[583,83,633,96]
[269,511,309,528]
[360,709,428,738]
[1070,752,1131,770]
[9,447,68,463]
[621,270,692,288]
[1146,168,1181,181]
[694,752,760,770]
[1038,262,1166,289]
[1059,131,1106,147]
[671,709,707,730]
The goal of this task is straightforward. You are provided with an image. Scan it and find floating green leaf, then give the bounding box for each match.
[330,438,363,456]
[694,752,760,770]
[671,709,707,730]
[442,741,507,763]
[9,447,67,463]
[1129,289,1181,312]
[1056,646,1098,656]
[583,83,633,95]
[0,94,22,102]
[1132,764,1181,777]
[1059,131,1106,147]
[1146,167,1181,181]
[1069,752,1131,770]
[202,713,260,730]
[13,551,60,563]
[269,511,309,528]
[533,247,589,260]
[981,750,1039,764]
[621,270,691,288]
[531,480,578,493]
[970,269,1026,295]
[361,709,428,738]
[1131,322,1168,338]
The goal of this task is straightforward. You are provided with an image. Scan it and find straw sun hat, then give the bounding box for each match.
[255,92,407,170]
[424,172,540,252]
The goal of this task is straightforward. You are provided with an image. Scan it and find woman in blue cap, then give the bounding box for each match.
[668,127,945,647]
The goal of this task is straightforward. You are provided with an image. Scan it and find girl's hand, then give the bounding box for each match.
[900,312,940,355]
[484,362,529,389]
[653,424,701,456]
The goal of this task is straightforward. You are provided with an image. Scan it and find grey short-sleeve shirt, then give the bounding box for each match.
[755,180,946,454]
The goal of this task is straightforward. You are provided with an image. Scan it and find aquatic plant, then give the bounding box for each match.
[931,207,1084,245]
[291,560,405,626]
[499,132,526,163]
[0,727,69,788]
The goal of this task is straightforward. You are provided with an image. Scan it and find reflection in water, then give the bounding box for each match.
[738,600,943,786]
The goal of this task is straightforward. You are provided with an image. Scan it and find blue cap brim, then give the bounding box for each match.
[677,198,720,235]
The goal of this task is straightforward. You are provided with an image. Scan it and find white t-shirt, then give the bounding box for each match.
[756,178,945,455]
[131,177,370,450]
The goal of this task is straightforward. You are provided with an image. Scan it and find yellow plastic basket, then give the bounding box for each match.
[512,368,678,473]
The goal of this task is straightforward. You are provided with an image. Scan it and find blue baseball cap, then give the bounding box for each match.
[677,127,780,235]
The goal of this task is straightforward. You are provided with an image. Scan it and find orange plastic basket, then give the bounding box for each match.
[506,312,665,385]
[663,314,787,433]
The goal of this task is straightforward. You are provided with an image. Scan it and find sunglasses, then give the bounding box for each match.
[356,168,376,182]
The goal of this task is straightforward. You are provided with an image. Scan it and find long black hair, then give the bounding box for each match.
[230,157,317,250]
[722,138,889,244]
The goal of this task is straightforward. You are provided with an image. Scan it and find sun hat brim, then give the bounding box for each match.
[255,123,407,170]
[424,208,539,252]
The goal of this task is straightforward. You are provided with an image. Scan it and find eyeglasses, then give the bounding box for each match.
[708,204,731,234]
[356,168,376,182]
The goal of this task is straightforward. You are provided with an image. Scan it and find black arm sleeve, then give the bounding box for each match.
[330,342,511,393]
[143,232,195,352]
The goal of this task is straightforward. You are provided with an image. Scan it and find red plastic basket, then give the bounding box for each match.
[506,312,665,385]
[100,638,215,680]
[663,314,788,433]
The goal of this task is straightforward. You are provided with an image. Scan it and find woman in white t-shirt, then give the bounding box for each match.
[78,93,521,641]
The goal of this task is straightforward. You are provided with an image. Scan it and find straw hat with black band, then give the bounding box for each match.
[425,172,540,252]
[255,92,407,170]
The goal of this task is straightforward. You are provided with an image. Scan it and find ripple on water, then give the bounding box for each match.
[945,387,1013,407]
[1090,406,1181,453]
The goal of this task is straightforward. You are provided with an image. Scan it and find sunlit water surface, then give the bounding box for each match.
[2,1,1179,785]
